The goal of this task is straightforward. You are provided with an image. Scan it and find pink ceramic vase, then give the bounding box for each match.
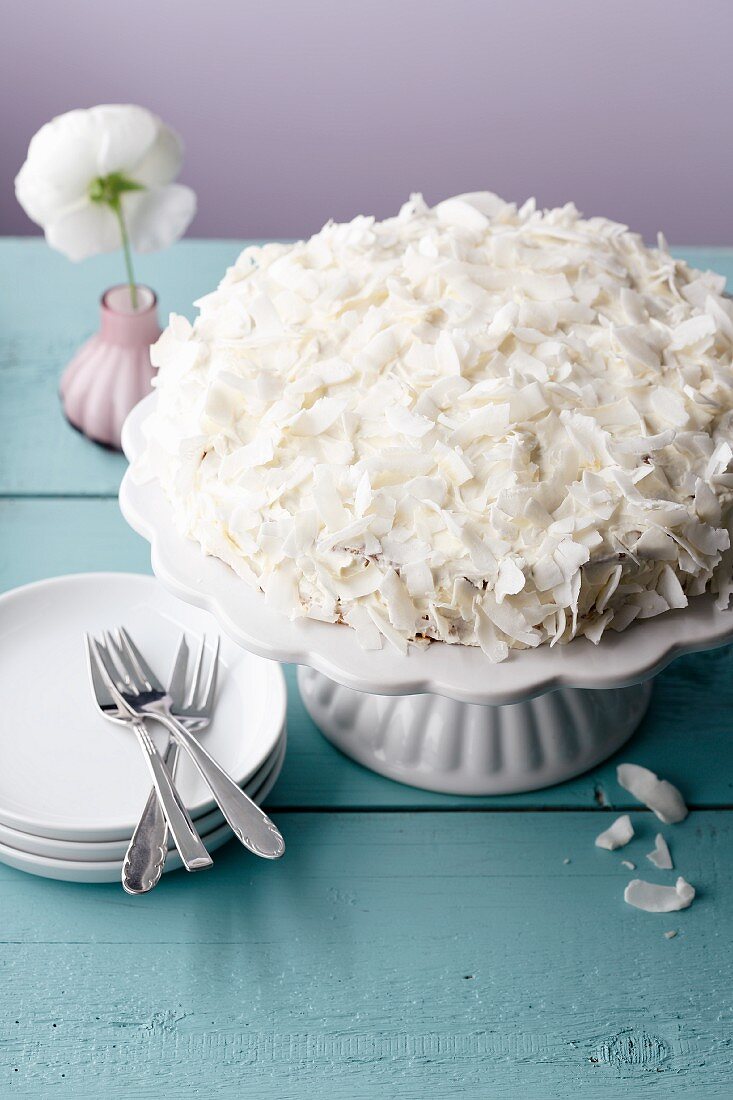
[60,285,161,450]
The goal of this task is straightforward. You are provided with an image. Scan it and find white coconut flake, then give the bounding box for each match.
[142,191,733,658]
[495,558,526,603]
[664,930,677,939]
[289,397,346,437]
[366,605,409,655]
[669,314,717,350]
[386,404,435,438]
[646,833,673,870]
[435,196,490,232]
[595,814,634,850]
[380,568,419,633]
[474,605,510,663]
[616,763,688,824]
[435,331,462,375]
[344,605,382,650]
[624,876,695,913]
[621,860,636,870]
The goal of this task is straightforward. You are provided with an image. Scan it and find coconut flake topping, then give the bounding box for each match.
[140,192,733,656]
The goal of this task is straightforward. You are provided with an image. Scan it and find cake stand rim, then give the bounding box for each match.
[121,394,733,706]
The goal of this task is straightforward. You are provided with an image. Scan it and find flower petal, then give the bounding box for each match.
[16,109,102,220]
[15,104,160,231]
[94,104,158,176]
[45,202,121,261]
[124,184,196,253]
[14,160,65,227]
[132,124,184,187]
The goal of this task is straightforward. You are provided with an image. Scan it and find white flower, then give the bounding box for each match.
[15,104,196,261]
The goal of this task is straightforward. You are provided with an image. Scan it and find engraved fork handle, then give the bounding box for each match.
[154,712,285,860]
[122,722,212,893]
[122,736,182,894]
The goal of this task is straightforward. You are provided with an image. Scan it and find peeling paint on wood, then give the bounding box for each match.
[1,812,732,1097]
[593,1030,669,1068]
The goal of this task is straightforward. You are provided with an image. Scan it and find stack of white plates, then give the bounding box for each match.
[0,573,287,883]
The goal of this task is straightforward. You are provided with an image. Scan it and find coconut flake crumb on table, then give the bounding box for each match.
[624,876,695,913]
[617,762,688,823]
[595,814,634,850]
[647,833,674,869]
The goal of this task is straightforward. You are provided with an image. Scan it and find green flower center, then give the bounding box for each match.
[88,172,144,207]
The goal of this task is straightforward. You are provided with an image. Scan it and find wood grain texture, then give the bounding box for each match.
[0,812,731,1099]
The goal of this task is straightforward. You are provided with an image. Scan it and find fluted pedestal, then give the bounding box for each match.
[297,666,652,794]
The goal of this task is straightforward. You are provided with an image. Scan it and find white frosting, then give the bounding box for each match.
[138,192,733,659]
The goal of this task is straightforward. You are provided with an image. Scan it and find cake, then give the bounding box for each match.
[137,193,733,660]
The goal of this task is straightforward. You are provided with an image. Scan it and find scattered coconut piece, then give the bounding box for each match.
[616,763,688,824]
[595,814,634,850]
[664,930,678,939]
[621,860,636,870]
[646,833,673,870]
[563,858,571,865]
[624,876,695,913]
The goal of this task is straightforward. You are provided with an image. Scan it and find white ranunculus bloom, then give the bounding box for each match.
[15,104,196,262]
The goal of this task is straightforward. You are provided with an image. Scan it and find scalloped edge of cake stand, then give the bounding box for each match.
[121,395,733,793]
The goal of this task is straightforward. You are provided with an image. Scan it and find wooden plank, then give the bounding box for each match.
[3,497,733,812]
[0,241,731,496]
[0,498,151,583]
[0,810,730,1098]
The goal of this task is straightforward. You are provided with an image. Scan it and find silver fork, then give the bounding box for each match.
[122,635,212,894]
[90,627,285,860]
[85,636,213,876]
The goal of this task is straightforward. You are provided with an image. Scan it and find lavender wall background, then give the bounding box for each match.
[2,0,732,243]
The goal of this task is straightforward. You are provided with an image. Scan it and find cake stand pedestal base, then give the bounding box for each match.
[297,667,653,795]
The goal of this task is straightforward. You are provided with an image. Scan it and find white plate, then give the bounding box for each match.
[122,394,733,706]
[0,730,285,861]
[0,573,286,841]
[0,734,285,883]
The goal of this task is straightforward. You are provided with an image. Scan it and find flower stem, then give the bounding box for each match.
[110,198,138,309]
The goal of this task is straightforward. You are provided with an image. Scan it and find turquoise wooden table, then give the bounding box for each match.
[2,240,733,1099]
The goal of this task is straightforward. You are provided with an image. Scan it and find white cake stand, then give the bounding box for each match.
[120,395,733,794]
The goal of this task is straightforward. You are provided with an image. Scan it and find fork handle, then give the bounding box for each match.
[122,738,180,894]
[126,722,213,882]
[154,714,285,860]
